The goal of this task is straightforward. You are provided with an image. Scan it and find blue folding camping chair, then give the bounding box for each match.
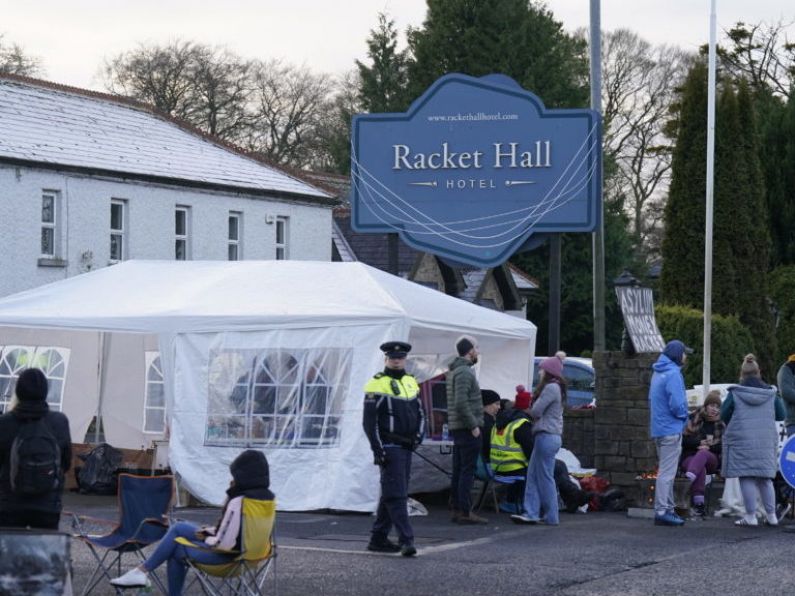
[72,473,174,595]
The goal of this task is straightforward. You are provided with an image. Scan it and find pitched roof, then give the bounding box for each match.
[0,74,332,203]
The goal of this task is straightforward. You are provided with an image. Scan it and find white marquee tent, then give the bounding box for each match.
[0,260,535,511]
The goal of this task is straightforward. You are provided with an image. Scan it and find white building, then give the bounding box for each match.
[0,73,334,299]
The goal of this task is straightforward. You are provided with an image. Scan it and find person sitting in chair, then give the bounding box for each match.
[680,390,724,517]
[111,450,274,594]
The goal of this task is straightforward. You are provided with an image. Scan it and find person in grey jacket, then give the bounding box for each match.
[721,354,786,527]
[446,335,487,524]
[777,354,795,438]
[511,356,565,526]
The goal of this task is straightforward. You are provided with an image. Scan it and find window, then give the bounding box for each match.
[175,206,190,260]
[144,352,166,433]
[110,199,127,262]
[228,212,241,261]
[0,346,70,414]
[275,217,288,260]
[205,347,352,448]
[40,191,60,258]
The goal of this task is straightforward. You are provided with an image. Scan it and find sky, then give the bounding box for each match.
[2,0,793,90]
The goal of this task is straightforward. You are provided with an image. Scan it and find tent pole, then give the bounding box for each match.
[95,331,109,444]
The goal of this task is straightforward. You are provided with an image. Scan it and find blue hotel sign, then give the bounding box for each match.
[351,73,601,268]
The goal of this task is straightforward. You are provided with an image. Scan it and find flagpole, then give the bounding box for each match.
[703,0,717,397]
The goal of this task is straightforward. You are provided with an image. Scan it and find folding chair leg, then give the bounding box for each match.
[80,546,123,596]
[475,479,490,513]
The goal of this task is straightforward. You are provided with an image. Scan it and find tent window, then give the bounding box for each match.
[0,346,70,414]
[205,348,352,448]
[144,352,166,433]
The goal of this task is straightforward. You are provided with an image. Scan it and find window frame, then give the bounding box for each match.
[143,351,166,434]
[175,206,191,260]
[40,190,60,258]
[228,212,242,261]
[0,345,70,414]
[205,348,351,449]
[110,199,127,263]
[275,216,288,260]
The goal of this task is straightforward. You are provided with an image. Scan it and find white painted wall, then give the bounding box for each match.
[0,164,332,297]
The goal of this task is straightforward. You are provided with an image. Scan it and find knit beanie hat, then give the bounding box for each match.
[740,354,760,379]
[539,356,563,379]
[481,389,501,407]
[514,385,532,410]
[15,368,49,402]
[703,390,722,409]
[456,336,476,357]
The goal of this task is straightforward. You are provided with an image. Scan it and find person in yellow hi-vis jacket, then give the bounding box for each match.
[362,341,424,557]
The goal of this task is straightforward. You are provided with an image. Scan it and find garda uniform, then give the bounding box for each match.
[362,341,425,555]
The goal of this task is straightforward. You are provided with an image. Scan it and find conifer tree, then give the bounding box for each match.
[660,62,708,307]
[734,80,776,372]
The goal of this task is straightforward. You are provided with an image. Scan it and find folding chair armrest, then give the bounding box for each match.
[174,536,239,556]
[128,516,170,542]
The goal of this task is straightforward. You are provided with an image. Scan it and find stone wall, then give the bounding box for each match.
[591,351,658,504]
[562,408,594,468]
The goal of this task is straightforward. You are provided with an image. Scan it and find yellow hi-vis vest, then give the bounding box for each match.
[489,418,530,474]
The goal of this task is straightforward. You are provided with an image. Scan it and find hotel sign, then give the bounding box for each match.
[351,73,601,268]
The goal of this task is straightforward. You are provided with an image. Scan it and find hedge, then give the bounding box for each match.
[655,304,756,387]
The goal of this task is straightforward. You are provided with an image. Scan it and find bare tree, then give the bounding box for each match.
[720,20,795,98]
[309,69,364,173]
[102,40,198,119]
[0,33,42,76]
[599,29,691,257]
[245,59,335,167]
[102,41,252,141]
[188,46,253,139]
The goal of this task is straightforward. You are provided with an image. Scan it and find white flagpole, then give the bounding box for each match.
[703,0,717,397]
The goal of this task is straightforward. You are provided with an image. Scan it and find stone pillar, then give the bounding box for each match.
[592,351,658,504]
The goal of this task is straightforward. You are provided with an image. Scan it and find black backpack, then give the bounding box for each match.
[9,417,62,495]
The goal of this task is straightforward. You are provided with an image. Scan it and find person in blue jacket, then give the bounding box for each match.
[648,340,692,526]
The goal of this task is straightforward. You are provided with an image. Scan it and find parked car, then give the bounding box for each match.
[532,356,595,408]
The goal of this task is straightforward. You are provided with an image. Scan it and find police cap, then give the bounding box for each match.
[380,341,412,358]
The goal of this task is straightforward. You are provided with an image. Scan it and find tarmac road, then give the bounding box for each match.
[63,493,795,596]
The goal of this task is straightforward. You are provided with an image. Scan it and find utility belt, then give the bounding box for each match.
[381,431,414,448]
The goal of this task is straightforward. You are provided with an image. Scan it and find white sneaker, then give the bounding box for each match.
[110,567,150,588]
[765,513,779,527]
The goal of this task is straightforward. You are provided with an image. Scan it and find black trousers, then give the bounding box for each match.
[450,429,481,513]
[372,446,413,546]
[0,509,60,530]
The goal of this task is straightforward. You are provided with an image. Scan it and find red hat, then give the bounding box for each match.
[515,385,532,410]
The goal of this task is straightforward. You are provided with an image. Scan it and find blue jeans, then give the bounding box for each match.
[142,521,235,595]
[522,432,562,525]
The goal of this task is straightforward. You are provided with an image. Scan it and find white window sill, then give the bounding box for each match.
[37,257,67,268]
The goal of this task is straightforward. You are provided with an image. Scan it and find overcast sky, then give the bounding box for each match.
[3,0,793,90]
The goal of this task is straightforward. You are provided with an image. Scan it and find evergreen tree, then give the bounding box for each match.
[753,89,791,266]
[710,84,740,317]
[734,80,776,373]
[406,0,588,108]
[660,61,708,307]
[356,13,411,113]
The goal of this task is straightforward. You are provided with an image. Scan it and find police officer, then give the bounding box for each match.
[362,341,424,557]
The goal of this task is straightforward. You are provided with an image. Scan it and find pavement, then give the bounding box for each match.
[60,492,795,596]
